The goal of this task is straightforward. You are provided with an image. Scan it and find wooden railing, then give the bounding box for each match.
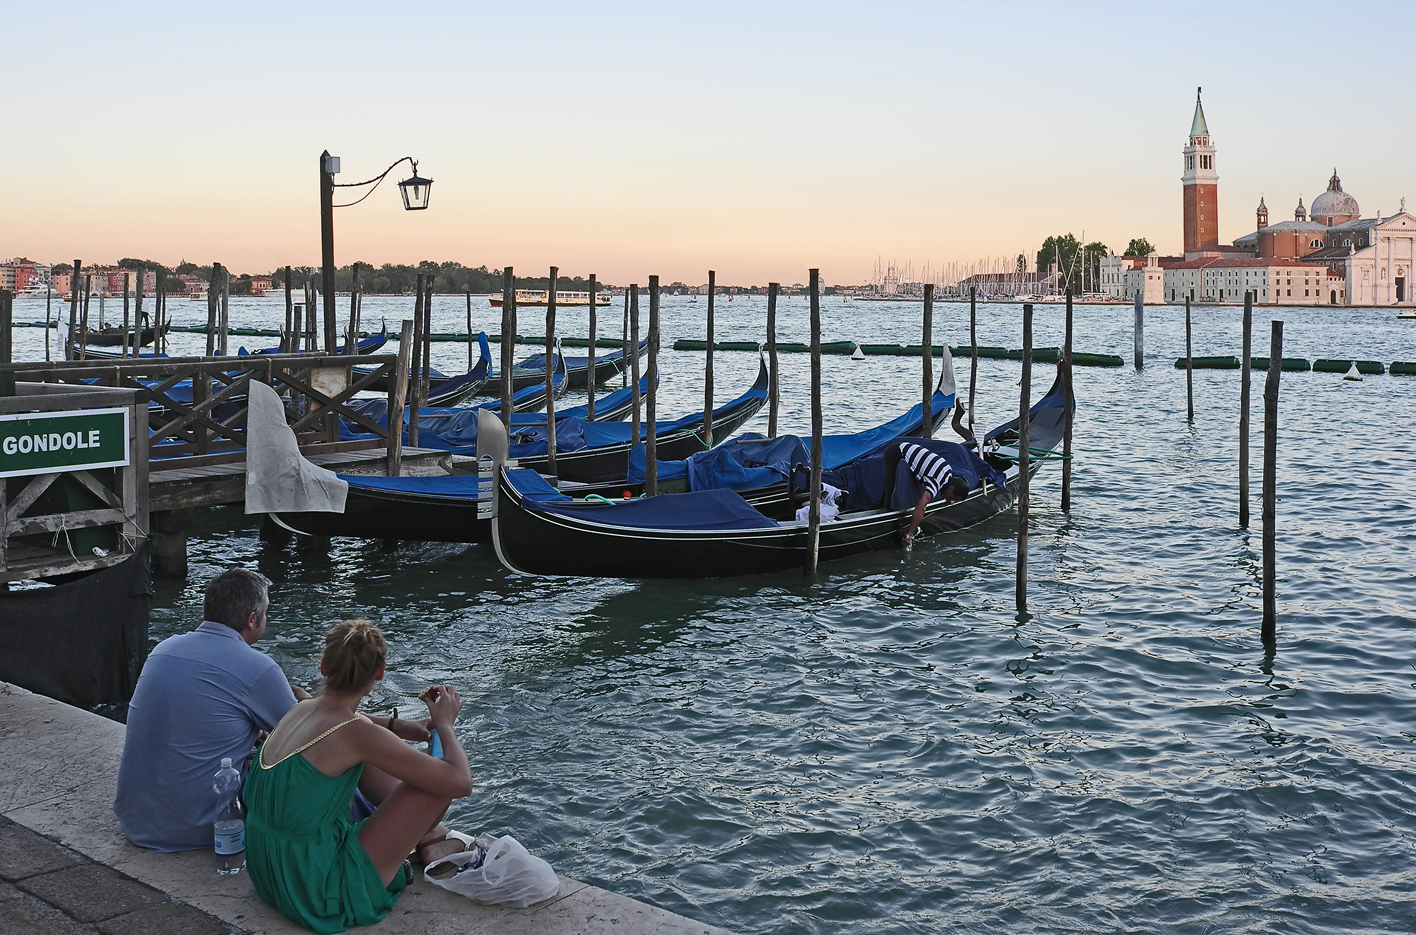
[7,351,408,473]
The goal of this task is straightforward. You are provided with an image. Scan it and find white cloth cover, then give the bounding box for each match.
[796,483,843,523]
[243,381,348,514]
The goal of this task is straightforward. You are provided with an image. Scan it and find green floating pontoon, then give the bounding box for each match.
[1250,357,1311,372]
[1174,356,1240,369]
[1390,361,1416,375]
[1313,359,1384,375]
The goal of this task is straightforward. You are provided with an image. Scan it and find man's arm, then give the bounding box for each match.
[247,664,301,732]
[903,489,931,547]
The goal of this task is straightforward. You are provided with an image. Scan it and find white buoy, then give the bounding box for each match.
[851,344,866,361]
[1344,362,1362,381]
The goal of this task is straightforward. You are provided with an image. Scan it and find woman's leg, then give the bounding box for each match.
[358,765,450,850]
[358,782,452,886]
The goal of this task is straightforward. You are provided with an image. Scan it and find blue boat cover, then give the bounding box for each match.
[525,485,779,530]
[626,433,807,491]
[504,469,575,502]
[342,473,485,497]
[559,378,648,419]
[815,390,954,470]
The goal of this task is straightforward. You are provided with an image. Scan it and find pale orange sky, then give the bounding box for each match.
[4,1,1411,284]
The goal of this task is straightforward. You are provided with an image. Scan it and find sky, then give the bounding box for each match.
[3,0,1413,285]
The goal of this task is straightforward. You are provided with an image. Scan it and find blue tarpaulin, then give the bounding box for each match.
[815,389,954,470]
[525,485,780,531]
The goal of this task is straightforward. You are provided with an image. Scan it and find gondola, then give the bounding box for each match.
[242,325,389,356]
[496,338,650,390]
[488,370,1070,579]
[271,370,934,545]
[354,333,493,402]
[76,322,169,348]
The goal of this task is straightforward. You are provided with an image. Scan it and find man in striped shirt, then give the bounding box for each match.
[882,441,971,547]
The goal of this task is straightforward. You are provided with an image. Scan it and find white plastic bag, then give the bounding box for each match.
[423,834,560,908]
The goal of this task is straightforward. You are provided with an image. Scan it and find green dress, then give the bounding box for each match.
[244,721,407,934]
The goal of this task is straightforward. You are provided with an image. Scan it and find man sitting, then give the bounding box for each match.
[881,441,972,547]
[113,569,312,851]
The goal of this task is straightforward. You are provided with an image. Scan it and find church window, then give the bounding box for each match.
[1287,290,1291,296]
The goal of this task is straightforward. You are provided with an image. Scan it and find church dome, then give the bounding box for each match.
[1311,169,1360,223]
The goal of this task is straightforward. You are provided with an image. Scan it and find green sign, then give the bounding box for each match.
[0,408,130,478]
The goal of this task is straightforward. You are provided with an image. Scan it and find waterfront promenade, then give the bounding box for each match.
[0,681,730,935]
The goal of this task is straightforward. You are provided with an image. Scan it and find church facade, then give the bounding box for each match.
[1103,92,1413,305]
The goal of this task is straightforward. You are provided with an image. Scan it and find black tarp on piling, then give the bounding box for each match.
[0,543,151,708]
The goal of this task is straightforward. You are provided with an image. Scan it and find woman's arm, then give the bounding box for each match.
[354,686,472,798]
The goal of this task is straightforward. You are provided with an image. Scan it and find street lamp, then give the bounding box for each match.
[319,151,432,352]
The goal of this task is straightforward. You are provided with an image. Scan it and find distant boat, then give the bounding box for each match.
[490,289,610,308]
[1398,309,1416,320]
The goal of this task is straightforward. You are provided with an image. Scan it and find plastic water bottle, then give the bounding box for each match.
[213,758,245,875]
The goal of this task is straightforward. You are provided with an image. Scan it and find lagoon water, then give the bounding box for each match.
[9,293,1416,934]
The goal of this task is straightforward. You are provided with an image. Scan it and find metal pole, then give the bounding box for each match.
[1239,291,1253,527]
[629,284,641,444]
[806,269,823,574]
[1185,294,1194,421]
[1015,303,1033,615]
[645,276,660,495]
[921,283,933,438]
[319,150,337,353]
[1061,288,1074,511]
[766,282,779,438]
[544,267,558,476]
[1262,319,1283,644]
[501,268,515,427]
[704,269,715,442]
[586,274,598,421]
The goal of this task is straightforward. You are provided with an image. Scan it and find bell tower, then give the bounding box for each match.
[1182,87,1219,256]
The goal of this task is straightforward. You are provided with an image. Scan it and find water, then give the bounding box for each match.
[213,818,245,875]
[9,294,1416,933]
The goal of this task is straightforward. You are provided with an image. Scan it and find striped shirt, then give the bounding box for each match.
[898,442,954,498]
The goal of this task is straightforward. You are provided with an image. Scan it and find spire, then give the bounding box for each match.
[1190,86,1209,139]
[1295,196,1306,221]
[1328,169,1342,193]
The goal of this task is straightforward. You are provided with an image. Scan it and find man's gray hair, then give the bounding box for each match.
[204,568,271,631]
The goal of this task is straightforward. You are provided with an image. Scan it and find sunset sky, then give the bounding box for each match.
[4,0,1412,285]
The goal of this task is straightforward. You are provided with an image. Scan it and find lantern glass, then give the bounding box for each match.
[398,174,433,211]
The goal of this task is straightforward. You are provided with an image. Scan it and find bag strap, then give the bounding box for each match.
[259,717,362,770]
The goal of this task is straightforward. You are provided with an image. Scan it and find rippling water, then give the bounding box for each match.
[12,294,1416,933]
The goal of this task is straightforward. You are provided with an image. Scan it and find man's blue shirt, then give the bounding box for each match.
[113,621,297,852]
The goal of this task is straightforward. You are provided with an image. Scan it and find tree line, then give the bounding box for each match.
[1035,235,1155,293]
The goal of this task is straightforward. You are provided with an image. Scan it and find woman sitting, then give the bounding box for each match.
[244,619,473,934]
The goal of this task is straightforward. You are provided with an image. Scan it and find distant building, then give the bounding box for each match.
[0,258,50,294]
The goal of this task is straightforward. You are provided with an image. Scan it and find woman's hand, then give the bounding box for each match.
[421,685,463,729]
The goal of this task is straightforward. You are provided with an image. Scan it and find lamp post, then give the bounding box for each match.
[319,151,432,352]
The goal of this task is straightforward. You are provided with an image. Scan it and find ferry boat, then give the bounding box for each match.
[489,289,610,308]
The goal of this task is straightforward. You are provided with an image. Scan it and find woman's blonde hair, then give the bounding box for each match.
[321,619,387,692]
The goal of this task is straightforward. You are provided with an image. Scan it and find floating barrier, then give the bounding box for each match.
[1250,357,1311,372]
[1313,359,1384,375]
[1390,362,1416,375]
[1174,356,1240,369]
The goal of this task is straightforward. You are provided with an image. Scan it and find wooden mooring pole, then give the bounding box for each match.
[206,265,218,357]
[388,319,414,477]
[1239,290,1253,527]
[409,272,425,447]
[621,289,629,389]
[1061,289,1074,511]
[1262,319,1282,645]
[645,276,660,496]
[44,283,52,362]
[586,275,597,421]
[1185,294,1194,421]
[704,270,715,443]
[806,269,823,575]
[921,283,934,438]
[284,267,294,352]
[219,266,230,357]
[0,290,11,365]
[500,267,514,427]
[79,276,91,361]
[1133,290,1143,369]
[465,287,474,371]
[1016,302,1033,615]
[421,276,434,422]
[120,287,129,360]
[766,282,779,438]
[629,284,641,444]
[66,260,80,362]
[968,285,978,435]
[544,267,559,477]
[133,264,144,359]
[347,264,361,355]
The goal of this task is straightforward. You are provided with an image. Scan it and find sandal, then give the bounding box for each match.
[417,829,475,866]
